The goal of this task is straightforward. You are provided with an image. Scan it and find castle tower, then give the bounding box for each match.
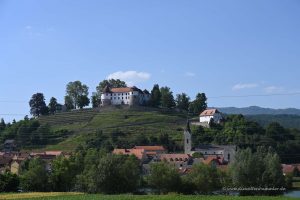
[101,85,112,106]
[183,120,192,154]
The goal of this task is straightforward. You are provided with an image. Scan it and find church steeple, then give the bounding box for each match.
[183,120,192,154]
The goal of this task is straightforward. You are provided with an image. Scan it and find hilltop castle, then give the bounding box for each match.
[100,85,150,106]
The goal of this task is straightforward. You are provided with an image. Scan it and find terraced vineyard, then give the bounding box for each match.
[37,106,188,151]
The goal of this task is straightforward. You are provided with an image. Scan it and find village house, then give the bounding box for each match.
[3,139,16,152]
[199,109,223,124]
[30,151,64,171]
[101,85,150,106]
[113,148,148,162]
[159,153,193,169]
[10,152,30,175]
[281,164,300,176]
[183,120,236,163]
[133,146,166,159]
[0,152,14,173]
[8,151,65,175]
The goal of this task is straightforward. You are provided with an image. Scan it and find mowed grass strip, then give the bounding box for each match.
[0,192,82,200]
[4,194,296,200]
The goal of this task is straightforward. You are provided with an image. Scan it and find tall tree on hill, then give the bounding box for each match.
[96,79,127,94]
[48,97,58,114]
[176,93,190,111]
[64,95,74,110]
[65,81,89,109]
[160,87,176,108]
[150,84,161,107]
[29,93,49,117]
[0,118,5,131]
[189,93,207,115]
[78,95,90,109]
[91,94,100,108]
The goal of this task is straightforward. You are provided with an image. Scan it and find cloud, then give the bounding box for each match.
[185,72,196,77]
[107,70,151,86]
[232,83,258,91]
[264,86,285,94]
[25,25,32,30]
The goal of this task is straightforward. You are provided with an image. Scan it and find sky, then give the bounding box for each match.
[1,0,300,122]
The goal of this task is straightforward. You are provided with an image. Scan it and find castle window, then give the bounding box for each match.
[122,97,123,99]
[106,94,108,96]
[114,97,116,99]
[118,97,120,99]
[186,139,189,144]
[111,97,112,100]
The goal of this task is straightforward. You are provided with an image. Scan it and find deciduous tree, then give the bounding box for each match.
[65,81,89,109]
[29,93,49,117]
[176,93,190,111]
[48,97,58,114]
[160,87,176,108]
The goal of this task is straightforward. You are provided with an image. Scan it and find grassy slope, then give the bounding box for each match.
[37,106,187,151]
[1,194,296,200]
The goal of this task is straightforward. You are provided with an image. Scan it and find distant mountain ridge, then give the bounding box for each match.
[217,106,300,116]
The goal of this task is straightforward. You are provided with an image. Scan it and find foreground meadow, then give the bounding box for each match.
[0,193,298,200]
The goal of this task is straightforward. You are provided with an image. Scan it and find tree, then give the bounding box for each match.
[48,97,58,114]
[149,84,161,107]
[78,153,140,194]
[160,87,176,108]
[147,162,181,194]
[189,93,207,115]
[49,156,77,191]
[0,172,20,192]
[96,79,127,94]
[20,158,49,191]
[65,81,89,109]
[78,95,90,109]
[176,93,190,111]
[64,95,74,110]
[266,122,288,142]
[0,118,5,131]
[186,163,222,194]
[230,147,285,195]
[29,93,49,117]
[91,94,100,108]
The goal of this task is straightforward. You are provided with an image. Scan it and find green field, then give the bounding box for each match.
[0,193,298,200]
[37,106,188,151]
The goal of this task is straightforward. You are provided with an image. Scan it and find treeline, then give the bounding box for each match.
[192,114,300,163]
[0,146,292,195]
[0,118,71,147]
[28,79,208,117]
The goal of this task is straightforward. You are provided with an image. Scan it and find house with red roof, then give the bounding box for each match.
[113,148,147,162]
[199,108,223,124]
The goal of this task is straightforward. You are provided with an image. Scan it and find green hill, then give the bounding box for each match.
[37,106,188,151]
[245,114,300,129]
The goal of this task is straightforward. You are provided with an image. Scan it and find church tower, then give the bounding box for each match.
[183,120,192,154]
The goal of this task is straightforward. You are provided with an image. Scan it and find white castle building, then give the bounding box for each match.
[100,85,150,106]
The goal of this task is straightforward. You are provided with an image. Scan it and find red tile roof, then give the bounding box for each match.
[134,146,166,151]
[110,87,134,93]
[202,155,223,165]
[200,109,219,116]
[282,164,300,174]
[113,149,145,160]
[160,154,190,162]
